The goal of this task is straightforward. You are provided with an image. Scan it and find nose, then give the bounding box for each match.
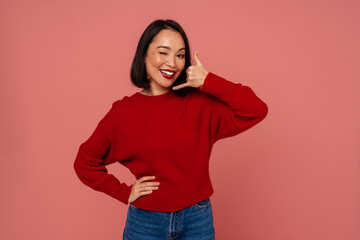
[166,55,176,68]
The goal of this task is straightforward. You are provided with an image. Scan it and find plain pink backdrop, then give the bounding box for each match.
[1,0,359,239]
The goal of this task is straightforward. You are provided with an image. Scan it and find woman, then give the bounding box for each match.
[74,19,268,240]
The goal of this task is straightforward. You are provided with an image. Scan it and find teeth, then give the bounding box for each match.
[160,70,175,76]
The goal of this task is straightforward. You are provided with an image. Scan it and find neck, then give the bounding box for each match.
[140,85,171,96]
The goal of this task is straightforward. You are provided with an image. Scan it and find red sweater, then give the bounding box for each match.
[73,72,268,212]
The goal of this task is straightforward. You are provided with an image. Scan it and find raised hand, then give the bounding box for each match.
[128,176,160,204]
[172,51,209,90]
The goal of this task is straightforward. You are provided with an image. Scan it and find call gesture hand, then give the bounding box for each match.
[172,51,209,90]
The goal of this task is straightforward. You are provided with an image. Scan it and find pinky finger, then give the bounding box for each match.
[172,82,189,90]
[141,190,152,195]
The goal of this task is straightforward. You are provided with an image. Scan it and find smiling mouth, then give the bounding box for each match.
[160,69,175,76]
[159,69,176,79]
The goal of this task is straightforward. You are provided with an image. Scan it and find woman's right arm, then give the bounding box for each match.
[73,103,133,205]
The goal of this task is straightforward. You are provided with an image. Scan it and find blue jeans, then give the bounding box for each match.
[123,198,216,240]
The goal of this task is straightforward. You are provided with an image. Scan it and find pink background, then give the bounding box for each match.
[1,0,359,239]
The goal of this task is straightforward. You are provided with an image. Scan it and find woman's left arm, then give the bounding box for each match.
[173,51,268,143]
[199,72,268,142]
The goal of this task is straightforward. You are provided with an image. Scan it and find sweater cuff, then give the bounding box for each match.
[115,184,133,205]
[199,72,211,90]
[198,71,246,101]
[199,72,228,95]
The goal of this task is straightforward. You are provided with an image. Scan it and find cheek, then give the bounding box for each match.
[154,55,166,66]
[176,56,185,66]
[178,61,185,72]
[146,55,163,69]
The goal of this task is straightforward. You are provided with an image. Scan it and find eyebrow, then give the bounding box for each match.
[157,46,186,51]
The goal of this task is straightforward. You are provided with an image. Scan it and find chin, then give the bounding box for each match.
[160,80,176,88]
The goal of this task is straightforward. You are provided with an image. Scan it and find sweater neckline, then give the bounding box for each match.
[134,89,176,102]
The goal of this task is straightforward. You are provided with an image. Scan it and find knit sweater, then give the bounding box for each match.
[73,72,268,212]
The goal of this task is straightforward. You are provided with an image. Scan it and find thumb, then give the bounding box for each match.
[193,51,202,66]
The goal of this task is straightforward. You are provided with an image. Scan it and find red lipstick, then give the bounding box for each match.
[159,69,176,79]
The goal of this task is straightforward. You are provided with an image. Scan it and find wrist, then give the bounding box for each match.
[200,71,209,89]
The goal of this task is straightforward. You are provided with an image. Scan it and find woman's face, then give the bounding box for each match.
[144,29,186,92]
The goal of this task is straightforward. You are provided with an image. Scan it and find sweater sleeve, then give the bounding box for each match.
[200,72,268,143]
[73,102,132,205]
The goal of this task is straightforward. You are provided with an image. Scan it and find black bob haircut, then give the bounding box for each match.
[130,19,192,97]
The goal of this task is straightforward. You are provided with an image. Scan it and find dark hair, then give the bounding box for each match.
[130,19,192,97]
